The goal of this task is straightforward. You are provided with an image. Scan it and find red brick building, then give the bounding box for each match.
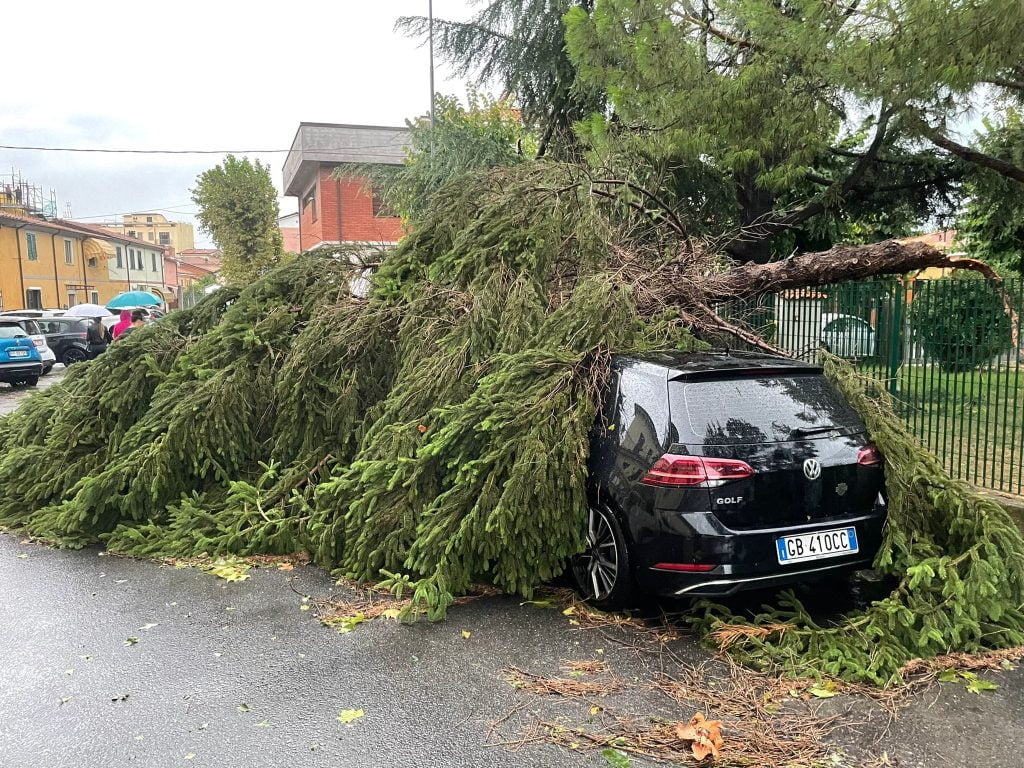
[282,123,409,252]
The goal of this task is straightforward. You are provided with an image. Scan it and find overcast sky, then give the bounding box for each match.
[1,1,477,246]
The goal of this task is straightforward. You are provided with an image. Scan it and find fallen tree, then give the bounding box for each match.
[0,163,1020,683]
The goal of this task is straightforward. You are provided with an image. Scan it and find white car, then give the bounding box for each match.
[820,313,876,358]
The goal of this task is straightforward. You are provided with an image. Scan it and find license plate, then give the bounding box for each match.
[777,527,858,564]
[8,350,28,358]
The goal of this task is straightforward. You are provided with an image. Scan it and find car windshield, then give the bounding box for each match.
[20,319,41,335]
[0,326,27,339]
[670,374,864,445]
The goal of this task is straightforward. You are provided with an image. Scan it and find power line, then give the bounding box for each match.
[0,142,409,156]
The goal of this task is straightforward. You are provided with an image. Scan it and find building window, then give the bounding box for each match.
[148,232,154,241]
[26,289,42,310]
[159,232,170,245]
[302,186,317,222]
[151,253,157,271]
[88,256,98,267]
[91,291,99,304]
[26,232,38,261]
[64,239,74,265]
[128,230,136,237]
[67,291,77,307]
[371,187,395,218]
[146,216,153,223]
[115,246,123,268]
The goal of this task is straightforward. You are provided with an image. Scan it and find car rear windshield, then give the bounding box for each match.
[0,326,27,339]
[670,374,864,445]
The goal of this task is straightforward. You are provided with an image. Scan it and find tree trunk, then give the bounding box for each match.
[703,240,1002,302]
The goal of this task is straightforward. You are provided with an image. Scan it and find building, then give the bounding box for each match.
[278,213,300,253]
[282,123,409,252]
[0,213,166,311]
[899,230,962,280]
[103,212,195,252]
[164,248,221,308]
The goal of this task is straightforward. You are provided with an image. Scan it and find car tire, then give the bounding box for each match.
[41,364,53,375]
[62,347,88,366]
[24,376,38,387]
[570,505,635,611]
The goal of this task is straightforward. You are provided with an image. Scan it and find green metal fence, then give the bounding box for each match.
[716,277,1024,496]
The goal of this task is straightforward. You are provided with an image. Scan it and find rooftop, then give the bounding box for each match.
[282,122,410,197]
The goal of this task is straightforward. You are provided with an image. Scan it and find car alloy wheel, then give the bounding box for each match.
[63,348,88,365]
[573,506,621,601]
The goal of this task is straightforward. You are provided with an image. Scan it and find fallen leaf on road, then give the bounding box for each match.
[139,623,159,631]
[337,709,365,725]
[60,697,72,706]
[278,563,295,572]
[203,557,251,583]
[675,712,724,761]
[601,748,632,766]
[124,637,139,646]
[238,703,251,712]
[300,604,311,612]
[64,669,74,675]
[16,553,28,559]
[257,719,270,727]
[461,630,472,639]
[184,753,195,761]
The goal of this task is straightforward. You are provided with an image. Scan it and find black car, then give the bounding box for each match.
[34,317,91,366]
[572,350,886,608]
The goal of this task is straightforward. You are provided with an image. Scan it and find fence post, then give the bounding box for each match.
[887,282,904,397]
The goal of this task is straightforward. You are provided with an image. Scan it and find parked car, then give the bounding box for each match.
[0,321,43,387]
[820,313,876,358]
[33,317,91,366]
[4,317,57,374]
[571,350,887,609]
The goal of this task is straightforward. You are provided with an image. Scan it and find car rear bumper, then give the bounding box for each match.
[633,506,887,597]
[0,361,43,382]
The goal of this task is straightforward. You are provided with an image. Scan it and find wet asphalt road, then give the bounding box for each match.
[3,382,1024,767]
[0,365,66,416]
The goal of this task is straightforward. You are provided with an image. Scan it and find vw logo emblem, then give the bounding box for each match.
[803,458,822,480]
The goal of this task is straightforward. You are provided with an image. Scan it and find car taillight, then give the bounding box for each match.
[857,443,884,466]
[641,454,754,488]
[652,562,716,572]
[78,333,88,339]
[32,339,44,347]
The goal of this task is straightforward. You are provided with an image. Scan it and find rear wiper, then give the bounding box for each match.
[792,425,837,436]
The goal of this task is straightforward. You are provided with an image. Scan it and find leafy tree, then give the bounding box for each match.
[396,0,602,159]
[356,92,535,224]
[959,111,1024,277]
[192,156,283,284]
[909,274,1013,371]
[561,0,1024,262]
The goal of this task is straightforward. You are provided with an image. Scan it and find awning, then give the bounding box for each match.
[83,238,116,263]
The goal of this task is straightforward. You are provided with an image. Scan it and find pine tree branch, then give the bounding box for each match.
[926,129,1024,185]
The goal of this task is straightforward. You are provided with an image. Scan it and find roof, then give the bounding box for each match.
[898,230,960,251]
[176,248,220,256]
[0,211,164,249]
[614,350,820,379]
[283,123,410,197]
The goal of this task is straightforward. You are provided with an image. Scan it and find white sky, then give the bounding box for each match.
[0,1,479,246]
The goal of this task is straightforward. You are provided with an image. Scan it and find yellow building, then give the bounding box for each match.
[104,212,195,252]
[0,213,165,311]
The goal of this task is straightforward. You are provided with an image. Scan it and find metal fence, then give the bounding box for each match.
[716,278,1024,496]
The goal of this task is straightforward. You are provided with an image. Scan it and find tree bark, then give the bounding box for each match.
[703,240,1001,302]
[927,130,1024,185]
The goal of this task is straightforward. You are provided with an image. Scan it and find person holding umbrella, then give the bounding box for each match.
[112,310,133,340]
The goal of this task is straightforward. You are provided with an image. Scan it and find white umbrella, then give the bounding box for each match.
[65,303,113,318]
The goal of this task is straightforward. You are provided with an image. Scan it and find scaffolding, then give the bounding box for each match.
[0,170,58,218]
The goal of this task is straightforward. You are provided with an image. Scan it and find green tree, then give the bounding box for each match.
[959,111,1024,277]
[909,275,1013,371]
[192,156,283,284]
[350,92,535,225]
[562,0,1024,262]
[397,1,602,159]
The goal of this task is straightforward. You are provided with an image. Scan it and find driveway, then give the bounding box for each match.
[0,365,66,416]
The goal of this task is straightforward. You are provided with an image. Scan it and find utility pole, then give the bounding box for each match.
[429,0,436,153]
